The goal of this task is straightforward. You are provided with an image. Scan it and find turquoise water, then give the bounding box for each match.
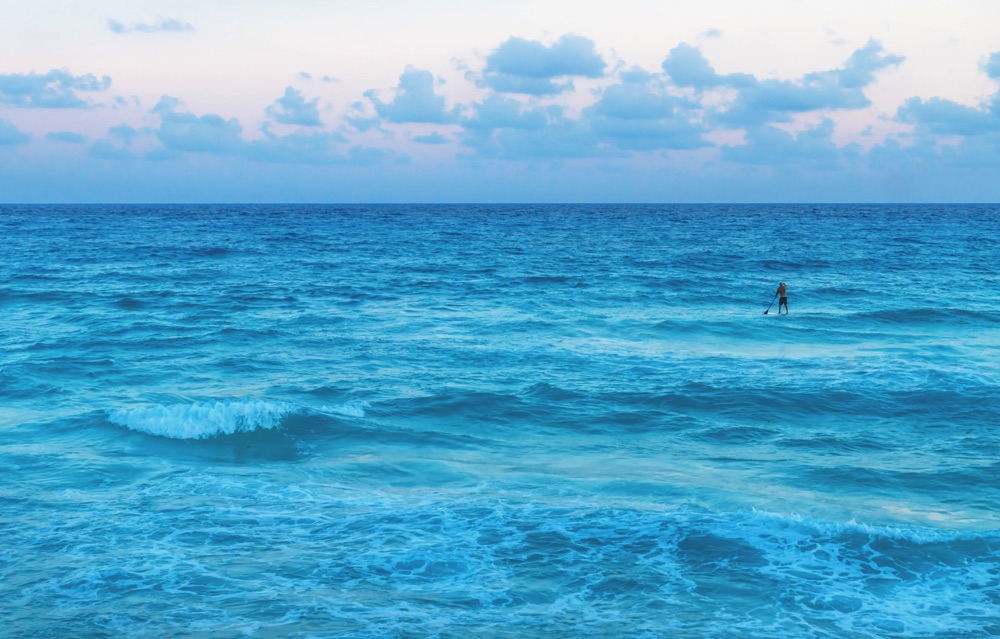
[1,204,999,638]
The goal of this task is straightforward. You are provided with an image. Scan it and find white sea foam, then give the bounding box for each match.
[108,399,295,439]
[320,400,370,418]
[741,508,993,544]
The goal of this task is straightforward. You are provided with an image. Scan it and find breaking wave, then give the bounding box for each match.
[107,399,296,439]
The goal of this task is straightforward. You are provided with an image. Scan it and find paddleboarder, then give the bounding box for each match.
[776,281,788,314]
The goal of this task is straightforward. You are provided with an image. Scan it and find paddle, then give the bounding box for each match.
[764,293,777,314]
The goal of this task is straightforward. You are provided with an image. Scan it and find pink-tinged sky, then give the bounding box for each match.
[1,0,998,202]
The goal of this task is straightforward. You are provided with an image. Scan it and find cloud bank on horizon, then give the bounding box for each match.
[1,3,999,202]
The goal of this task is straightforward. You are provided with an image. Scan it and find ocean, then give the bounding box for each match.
[1,204,998,638]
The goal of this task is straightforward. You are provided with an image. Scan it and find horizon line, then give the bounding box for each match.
[2,201,998,207]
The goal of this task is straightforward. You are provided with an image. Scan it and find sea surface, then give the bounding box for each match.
[1,204,999,638]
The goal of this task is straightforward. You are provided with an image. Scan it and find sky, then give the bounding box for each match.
[1,0,999,202]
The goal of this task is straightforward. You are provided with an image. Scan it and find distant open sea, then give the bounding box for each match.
[1,204,999,638]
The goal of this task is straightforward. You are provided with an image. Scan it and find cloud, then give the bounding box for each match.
[110,124,146,145]
[716,39,904,126]
[460,98,596,159]
[266,87,322,126]
[344,101,383,132]
[661,40,904,126]
[460,76,706,157]
[413,132,448,144]
[984,52,1000,80]
[725,77,869,121]
[139,19,193,33]
[462,94,548,132]
[482,34,606,95]
[474,112,594,159]
[8,33,998,201]
[46,131,88,144]
[88,124,157,159]
[721,119,853,167]
[457,67,696,159]
[862,129,1000,199]
[366,67,458,123]
[619,66,657,84]
[108,18,194,34]
[152,96,245,154]
[896,96,1000,136]
[661,43,752,89]
[837,39,906,88]
[0,69,112,108]
[91,97,379,166]
[346,115,382,132]
[0,119,30,145]
[583,82,707,150]
[88,124,149,159]
[247,127,355,165]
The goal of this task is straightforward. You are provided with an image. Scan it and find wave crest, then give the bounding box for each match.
[320,400,370,418]
[108,399,295,439]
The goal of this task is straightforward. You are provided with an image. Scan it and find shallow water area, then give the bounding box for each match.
[1,204,999,638]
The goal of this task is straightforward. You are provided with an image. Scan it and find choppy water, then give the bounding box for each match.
[1,204,999,638]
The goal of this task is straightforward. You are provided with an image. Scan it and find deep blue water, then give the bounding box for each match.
[1,204,999,638]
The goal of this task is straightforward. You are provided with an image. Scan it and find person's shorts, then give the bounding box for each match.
[779,297,788,304]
